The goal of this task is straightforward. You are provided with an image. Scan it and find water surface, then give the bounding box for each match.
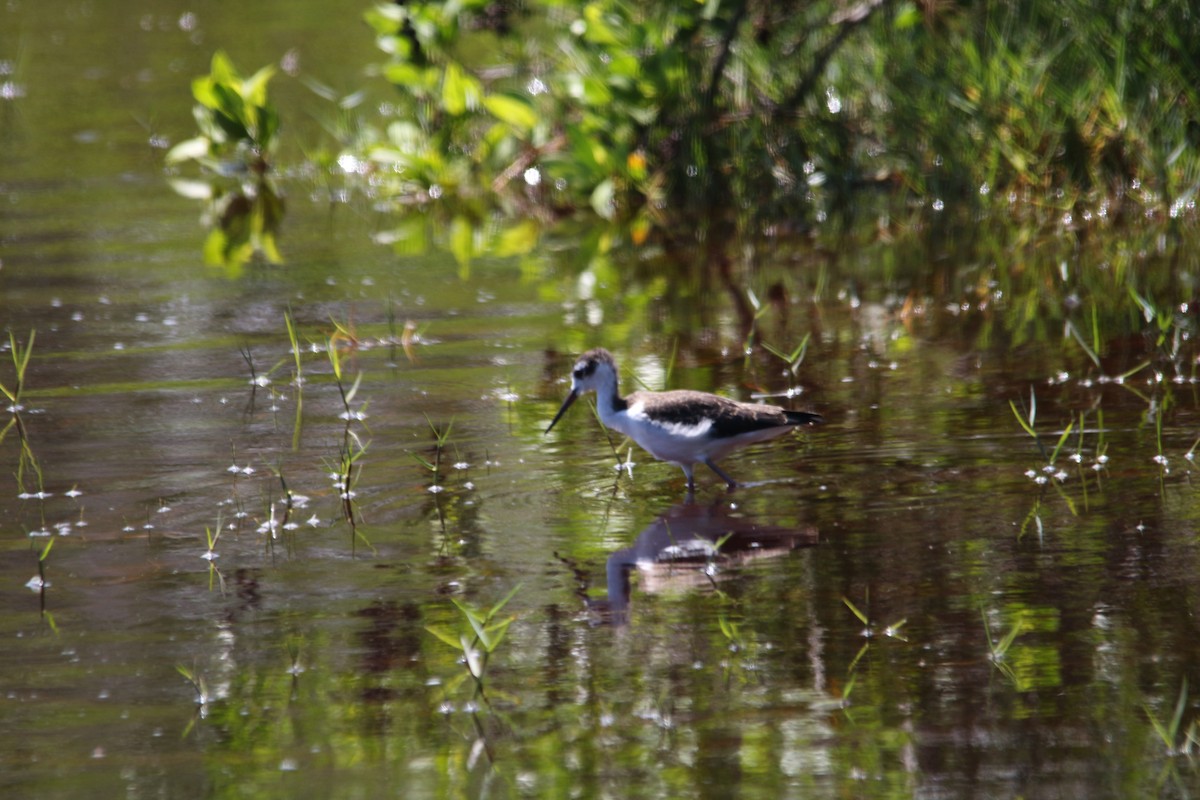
[3,2,1200,799]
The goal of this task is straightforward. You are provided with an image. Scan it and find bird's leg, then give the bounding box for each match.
[703,458,738,490]
[680,463,696,492]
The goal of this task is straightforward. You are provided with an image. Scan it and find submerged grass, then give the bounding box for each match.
[411,414,454,491]
[324,319,373,551]
[176,663,210,711]
[285,310,304,450]
[0,330,35,410]
[1,331,47,514]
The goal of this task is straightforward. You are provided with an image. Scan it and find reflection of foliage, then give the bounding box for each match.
[166,51,285,272]
[1146,680,1200,759]
[349,0,1200,238]
[171,50,279,169]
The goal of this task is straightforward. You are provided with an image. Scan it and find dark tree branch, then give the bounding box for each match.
[779,0,894,118]
[703,0,750,113]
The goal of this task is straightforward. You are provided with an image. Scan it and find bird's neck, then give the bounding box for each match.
[594,379,627,422]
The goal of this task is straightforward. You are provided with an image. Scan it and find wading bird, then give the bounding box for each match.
[546,348,823,490]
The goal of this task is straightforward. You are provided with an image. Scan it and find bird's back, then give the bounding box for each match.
[627,390,820,438]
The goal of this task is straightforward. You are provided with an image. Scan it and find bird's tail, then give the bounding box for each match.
[785,410,824,426]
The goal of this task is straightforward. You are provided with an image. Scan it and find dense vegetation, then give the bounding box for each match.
[167,0,1200,276]
[339,0,1200,239]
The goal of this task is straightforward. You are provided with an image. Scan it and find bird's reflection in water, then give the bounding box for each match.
[564,500,818,625]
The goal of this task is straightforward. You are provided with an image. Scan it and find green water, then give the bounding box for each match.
[3,2,1200,798]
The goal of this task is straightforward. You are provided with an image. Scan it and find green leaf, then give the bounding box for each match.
[493,219,540,257]
[442,62,481,115]
[203,228,230,265]
[579,75,613,107]
[209,50,240,86]
[464,612,492,650]
[483,617,514,651]
[364,2,405,35]
[582,3,621,46]
[425,624,462,649]
[894,3,922,29]
[242,64,276,107]
[256,105,279,148]
[165,137,212,164]
[589,178,615,220]
[448,216,474,277]
[483,92,538,132]
[383,62,427,89]
[210,85,251,141]
[259,231,283,265]
[448,597,483,626]
[377,217,429,256]
[212,82,247,122]
[192,76,220,109]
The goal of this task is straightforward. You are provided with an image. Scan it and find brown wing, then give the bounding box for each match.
[629,390,819,438]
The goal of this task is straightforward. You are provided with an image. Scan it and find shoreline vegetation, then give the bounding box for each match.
[342,0,1199,238]
[170,1,1199,259]
[164,1,1197,375]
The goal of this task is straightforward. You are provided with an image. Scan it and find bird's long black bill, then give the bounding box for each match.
[545,390,579,433]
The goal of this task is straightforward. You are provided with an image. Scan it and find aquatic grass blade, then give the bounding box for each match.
[884,619,908,640]
[1170,680,1189,743]
[344,371,364,405]
[847,640,871,673]
[981,608,998,653]
[489,583,523,618]
[842,596,869,626]
[1145,679,1189,754]
[763,333,811,373]
[462,634,484,678]
[1,330,35,404]
[463,609,493,651]
[1065,320,1101,368]
[481,618,514,654]
[285,310,304,450]
[409,452,437,471]
[841,672,857,704]
[1118,361,1150,381]
[1009,398,1038,439]
[14,329,35,380]
[450,597,487,628]
[1049,420,1075,465]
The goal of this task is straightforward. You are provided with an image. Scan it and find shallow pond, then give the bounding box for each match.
[4,2,1200,799]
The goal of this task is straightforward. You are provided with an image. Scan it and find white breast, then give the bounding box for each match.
[609,401,718,463]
